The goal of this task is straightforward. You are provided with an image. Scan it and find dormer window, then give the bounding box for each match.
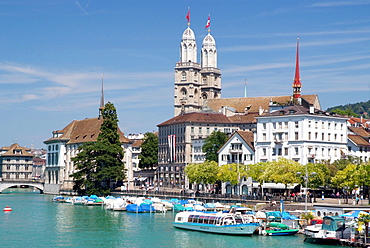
[289,110,296,114]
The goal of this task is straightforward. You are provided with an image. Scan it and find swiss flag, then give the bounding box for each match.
[205,16,210,29]
[186,9,190,23]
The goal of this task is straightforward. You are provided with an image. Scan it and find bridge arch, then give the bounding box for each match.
[0,182,44,193]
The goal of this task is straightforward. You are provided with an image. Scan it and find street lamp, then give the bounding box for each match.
[297,167,316,212]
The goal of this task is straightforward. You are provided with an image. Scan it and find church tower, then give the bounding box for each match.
[200,28,221,106]
[174,15,202,116]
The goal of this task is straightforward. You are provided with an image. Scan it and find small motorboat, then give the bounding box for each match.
[3,206,12,212]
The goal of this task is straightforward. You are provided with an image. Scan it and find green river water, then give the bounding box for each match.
[0,188,337,248]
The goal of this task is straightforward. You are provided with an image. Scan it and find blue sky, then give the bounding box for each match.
[1,0,370,148]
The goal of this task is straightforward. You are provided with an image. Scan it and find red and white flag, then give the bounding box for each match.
[186,8,190,23]
[168,134,176,162]
[205,16,210,29]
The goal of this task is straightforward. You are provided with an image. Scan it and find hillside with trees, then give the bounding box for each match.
[326,100,370,118]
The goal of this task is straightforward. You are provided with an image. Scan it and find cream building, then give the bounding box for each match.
[0,143,33,181]
[43,116,131,194]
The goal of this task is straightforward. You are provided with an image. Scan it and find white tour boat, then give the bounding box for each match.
[172,211,259,235]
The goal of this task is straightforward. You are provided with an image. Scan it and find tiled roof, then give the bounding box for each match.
[236,131,255,150]
[227,113,258,124]
[132,140,144,147]
[348,135,370,147]
[348,126,370,138]
[158,112,231,126]
[44,117,129,144]
[258,105,345,118]
[206,95,320,113]
[0,143,33,157]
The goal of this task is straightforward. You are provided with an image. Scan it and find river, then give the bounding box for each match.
[0,188,337,248]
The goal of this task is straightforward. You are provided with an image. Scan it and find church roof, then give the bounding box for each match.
[206,95,320,114]
[158,112,231,126]
[44,117,129,145]
[0,143,33,157]
[182,27,196,41]
[202,33,216,47]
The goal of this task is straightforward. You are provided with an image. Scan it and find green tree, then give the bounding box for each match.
[71,102,125,196]
[202,131,229,162]
[184,161,219,185]
[260,158,302,189]
[217,163,248,185]
[138,132,158,169]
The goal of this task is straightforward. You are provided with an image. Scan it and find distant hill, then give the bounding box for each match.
[326,100,370,118]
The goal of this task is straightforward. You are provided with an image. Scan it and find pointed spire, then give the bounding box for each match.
[292,38,302,99]
[99,73,105,118]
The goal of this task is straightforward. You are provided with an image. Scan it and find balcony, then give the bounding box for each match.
[274,139,283,144]
[229,148,242,154]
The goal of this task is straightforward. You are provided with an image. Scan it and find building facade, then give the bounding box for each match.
[0,143,34,181]
[157,112,240,189]
[44,115,132,194]
[218,131,255,194]
[255,105,348,165]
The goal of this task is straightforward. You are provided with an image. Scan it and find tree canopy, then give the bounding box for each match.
[184,161,219,185]
[71,102,125,196]
[202,130,229,162]
[138,132,158,169]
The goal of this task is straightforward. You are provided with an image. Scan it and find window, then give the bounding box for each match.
[191,127,194,134]
[181,72,186,80]
[295,121,299,128]
[262,148,266,156]
[322,133,324,141]
[295,147,299,155]
[262,133,266,141]
[308,132,311,140]
[284,148,288,156]
[199,127,202,134]
[263,123,266,130]
[295,132,299,140]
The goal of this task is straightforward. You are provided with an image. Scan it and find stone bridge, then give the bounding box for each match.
[0,181,44,193]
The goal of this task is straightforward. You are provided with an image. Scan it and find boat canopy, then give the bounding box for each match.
[321,216,345,231]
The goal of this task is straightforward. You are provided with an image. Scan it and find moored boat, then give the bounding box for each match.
[304,216,349,245]
[172,211,259,235]
[262,222,299,236]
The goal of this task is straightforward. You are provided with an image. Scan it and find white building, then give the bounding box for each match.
[255,104,348,165]
[218,131,255,194]
[347,126,370,163]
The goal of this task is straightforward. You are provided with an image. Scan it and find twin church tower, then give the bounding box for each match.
[174,15,221,116]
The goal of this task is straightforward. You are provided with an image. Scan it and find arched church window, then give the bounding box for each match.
[181,72,186,81]
[181,88,187,99]
[202,93,208,99]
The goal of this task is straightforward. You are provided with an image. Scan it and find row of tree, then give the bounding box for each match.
[185,156,370,196]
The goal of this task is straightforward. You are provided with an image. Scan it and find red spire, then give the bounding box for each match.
[292,38,302,99]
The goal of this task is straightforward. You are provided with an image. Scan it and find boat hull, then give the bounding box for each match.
[264,229,299,236]
[172,222,259,235]
[304,236,340,245]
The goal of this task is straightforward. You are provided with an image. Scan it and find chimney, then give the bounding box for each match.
[309,105,314,114]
